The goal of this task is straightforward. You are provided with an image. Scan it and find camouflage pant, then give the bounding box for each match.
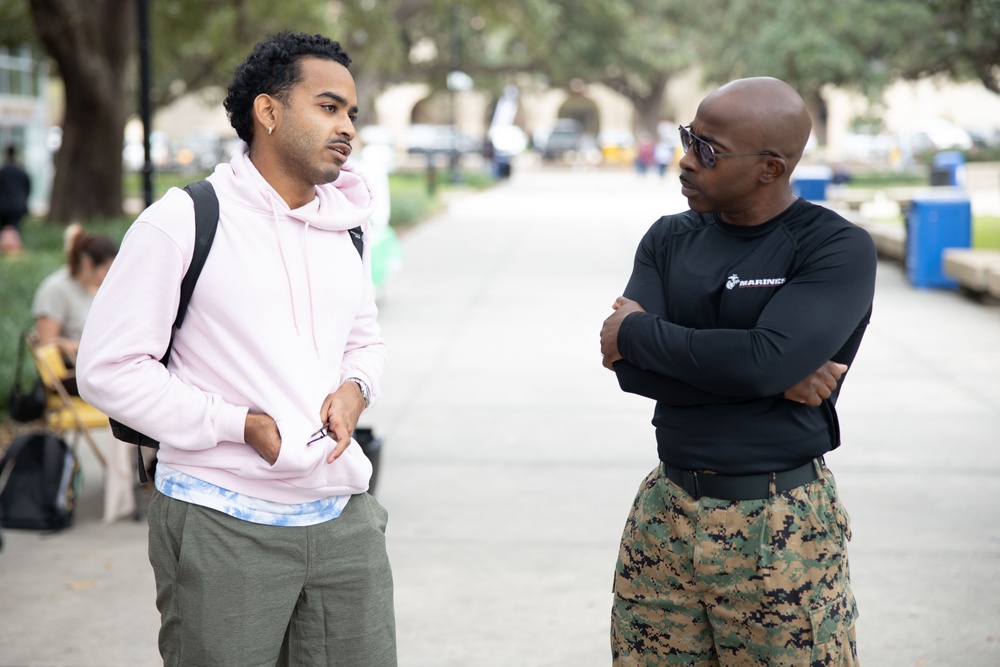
[611,461,858,667]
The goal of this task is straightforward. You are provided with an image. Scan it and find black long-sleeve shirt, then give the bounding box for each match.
[615,198,877,474]
[0,162,31,214]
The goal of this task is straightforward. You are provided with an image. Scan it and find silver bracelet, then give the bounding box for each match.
[346,377,371,408]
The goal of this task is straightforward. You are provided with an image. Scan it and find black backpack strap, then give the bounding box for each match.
[349,226,364,258]
[114,180,219,483]
[159,180,219,366]
[176,180,219,328]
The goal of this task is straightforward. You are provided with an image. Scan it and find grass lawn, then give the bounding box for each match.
[873,214,1000,250]
[975,216,1000,249]
[845,170,927,189]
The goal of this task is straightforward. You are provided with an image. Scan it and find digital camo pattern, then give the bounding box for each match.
[611,464,858,666]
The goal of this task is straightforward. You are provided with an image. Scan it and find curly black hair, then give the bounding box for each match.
[224,31,352,145]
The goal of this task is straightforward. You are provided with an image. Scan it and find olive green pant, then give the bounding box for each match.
[611,462,858,666]
[148,490,396,667]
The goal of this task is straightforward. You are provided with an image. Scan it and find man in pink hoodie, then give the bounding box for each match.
[78,32,394,666]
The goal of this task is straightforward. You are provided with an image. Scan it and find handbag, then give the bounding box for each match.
[6,333,47,423]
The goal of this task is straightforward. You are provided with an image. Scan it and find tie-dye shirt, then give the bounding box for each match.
[155,463,349,526]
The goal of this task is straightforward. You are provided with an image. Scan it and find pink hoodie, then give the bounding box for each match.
[77,143,386,503]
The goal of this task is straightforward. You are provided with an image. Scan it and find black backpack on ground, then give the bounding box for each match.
[0,431,81,531]
[107,180,365,482]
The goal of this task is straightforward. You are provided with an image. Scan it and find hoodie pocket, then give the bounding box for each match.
[238,419,325,480]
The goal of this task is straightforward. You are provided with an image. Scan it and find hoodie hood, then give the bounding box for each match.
[223,140,376,231]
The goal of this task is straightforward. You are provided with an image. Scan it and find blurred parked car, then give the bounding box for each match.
[540,119,583,161]
[405,124,479,156]
[902,119,973,158]
[839,132,898,163]
[967,126,1000,151]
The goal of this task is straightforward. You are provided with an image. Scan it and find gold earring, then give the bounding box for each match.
[267,126,274,135]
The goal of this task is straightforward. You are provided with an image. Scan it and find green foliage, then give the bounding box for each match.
[845,171,927,188]
[0,1,34,50]
[975,217,1000,249]
[919,0,1000,94]
[386,173,441,229]
[968,146,1000,163]
[691,0,933,99]
[151,1,329,107]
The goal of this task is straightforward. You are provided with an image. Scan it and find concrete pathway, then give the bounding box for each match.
[2,165,998,666]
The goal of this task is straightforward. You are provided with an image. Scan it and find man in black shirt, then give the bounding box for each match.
[600,77,875,665]
[0,145,30,253]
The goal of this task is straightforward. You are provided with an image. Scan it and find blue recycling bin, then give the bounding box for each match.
[905,196,971,288]
[792,165,833,201]
[929,151,966,187]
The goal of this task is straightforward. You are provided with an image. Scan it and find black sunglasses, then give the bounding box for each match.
[678,125,780,169]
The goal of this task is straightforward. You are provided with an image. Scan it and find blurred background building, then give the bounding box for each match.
[0,45,50,213]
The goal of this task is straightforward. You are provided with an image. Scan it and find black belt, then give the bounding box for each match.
[660,459,819,501]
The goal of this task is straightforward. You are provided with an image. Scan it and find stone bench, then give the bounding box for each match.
[987,264,1000,299]
[943,248,1000,296]
[852,219,906,261]
[827,188,876,213]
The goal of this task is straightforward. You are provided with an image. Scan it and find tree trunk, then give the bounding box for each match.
[611,71,671,136]
[29,0,135,223]
[803,89,828,148]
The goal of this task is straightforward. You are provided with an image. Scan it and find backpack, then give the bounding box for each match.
[108,180,365,481]
[0,431,81,531]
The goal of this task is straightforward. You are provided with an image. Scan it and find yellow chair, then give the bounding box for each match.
[26,336,109,470]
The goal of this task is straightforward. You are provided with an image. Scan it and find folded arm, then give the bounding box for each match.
[614,228,876,398]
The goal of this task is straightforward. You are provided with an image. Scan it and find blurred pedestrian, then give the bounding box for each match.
[77,31,394,667]
[601,77,876,665]
[653,135,674,178]
[0,145,31,253]
[635,133,655,176]
[32,223,118,377]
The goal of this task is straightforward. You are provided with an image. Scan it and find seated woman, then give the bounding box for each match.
[33,224,135,524]
[32,223,118,393]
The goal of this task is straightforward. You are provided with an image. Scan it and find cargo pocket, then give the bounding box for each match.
[834,497,853,544]
[810,592,859,661]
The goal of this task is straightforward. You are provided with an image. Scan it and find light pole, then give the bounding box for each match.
[447,5,462,184]
[446,72,473,187]
[137,0,154,209]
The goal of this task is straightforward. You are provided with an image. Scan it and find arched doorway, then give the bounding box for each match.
[410,94,451,124]
[556,94,600,136]
[539,93,601,162]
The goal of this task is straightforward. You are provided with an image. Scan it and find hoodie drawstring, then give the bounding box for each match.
[267,190,323,356]
[268,191,303,339]
[302,223,320,354]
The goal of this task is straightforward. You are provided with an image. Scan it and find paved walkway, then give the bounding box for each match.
[2,166,999,666]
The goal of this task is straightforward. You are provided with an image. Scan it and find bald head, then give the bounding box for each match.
[699,77,812,170]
